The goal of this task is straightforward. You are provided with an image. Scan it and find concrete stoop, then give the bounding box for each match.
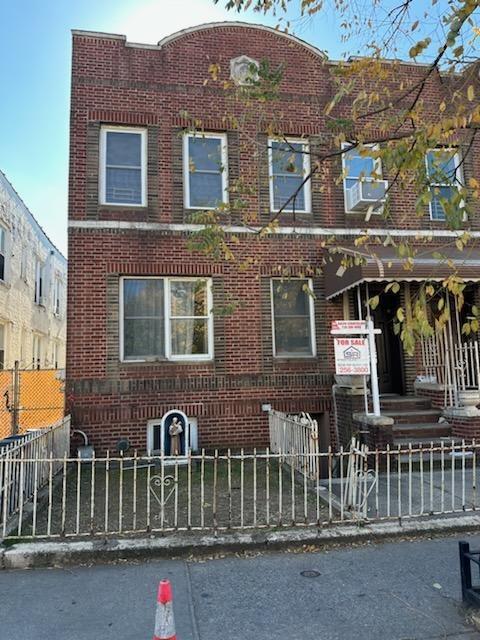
[3,514,480,570]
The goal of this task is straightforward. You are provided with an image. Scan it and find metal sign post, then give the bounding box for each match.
[331,320,382,417]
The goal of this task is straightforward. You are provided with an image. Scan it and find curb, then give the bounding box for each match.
[3,514,480,570]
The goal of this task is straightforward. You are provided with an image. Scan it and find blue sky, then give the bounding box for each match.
[0,0,437,256]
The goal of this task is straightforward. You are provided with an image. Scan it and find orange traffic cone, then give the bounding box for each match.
[153,579,177,640]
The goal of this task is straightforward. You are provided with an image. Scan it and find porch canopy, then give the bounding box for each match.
[324,244,480,300]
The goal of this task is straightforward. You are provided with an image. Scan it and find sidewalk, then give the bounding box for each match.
[1,533,480,639]
[323,467,478,518]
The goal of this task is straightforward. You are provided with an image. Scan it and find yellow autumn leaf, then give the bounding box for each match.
[468,85,475,101]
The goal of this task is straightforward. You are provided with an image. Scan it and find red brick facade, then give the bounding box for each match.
[67,23,480,453]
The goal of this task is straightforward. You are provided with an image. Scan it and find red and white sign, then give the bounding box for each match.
[331,320,367,334]
[334,337,370,375]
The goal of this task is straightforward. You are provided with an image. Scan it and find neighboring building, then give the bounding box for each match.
[0,171,67,370]
[68,23,480,454]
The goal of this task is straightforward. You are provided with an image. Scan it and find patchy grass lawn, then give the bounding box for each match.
[20,456,330,538]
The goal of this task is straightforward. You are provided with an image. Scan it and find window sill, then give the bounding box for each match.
[185,204,229,211]
[120,358,214,365]
[273,355,317,361]
[344,208,384,215]
[270,209,312,215]
[99,203,147,210]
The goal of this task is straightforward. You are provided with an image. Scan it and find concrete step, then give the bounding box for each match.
[382,409,443,424]
[392,437,468,461]
[392,436,463,450]
[380,396,433,412]
[392,422,452,439]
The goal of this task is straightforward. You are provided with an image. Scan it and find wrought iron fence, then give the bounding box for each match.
[0,416,70,536]
[0,364,65,439]
[2,438,480,541]
[268,410,320,481]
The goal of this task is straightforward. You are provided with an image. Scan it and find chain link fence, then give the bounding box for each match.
[0,363,65,439]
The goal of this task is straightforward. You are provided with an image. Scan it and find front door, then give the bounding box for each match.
[372,292,405,394]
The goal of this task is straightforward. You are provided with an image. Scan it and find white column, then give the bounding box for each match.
[367,318,381,416]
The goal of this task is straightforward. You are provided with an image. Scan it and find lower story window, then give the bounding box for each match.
[121,277,213,361]
[271,278,316,357]
[0,324,4,369]
[32,333,42,369]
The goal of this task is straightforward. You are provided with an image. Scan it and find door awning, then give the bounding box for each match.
[324,244,480,299]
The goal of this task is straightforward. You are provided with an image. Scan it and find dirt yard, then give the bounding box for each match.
[19,455,330,538]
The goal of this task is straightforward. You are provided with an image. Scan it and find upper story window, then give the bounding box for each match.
[426,148,462,221]
[342,143,387,214]
[34,259,45,305]
[121,277,213,362]
[183,133,228,209]
[20,246,28,282]
[100,127,147,206]
[268,139,311,213]
[53,277,62,316]
[271,278,316,357]
[0,226,6,282]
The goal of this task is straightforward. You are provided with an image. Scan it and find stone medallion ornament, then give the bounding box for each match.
[230,55,259,86]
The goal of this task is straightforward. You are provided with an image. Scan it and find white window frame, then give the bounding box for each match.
[268,138,311,214]
[183,132,229,210]
[51,341,59,369]
[166,277,214,361]
[270,277,316,358]
[342,142,383,214]
[0,323,5,369]
[34,259,45,306]
[99,126,147,207]
[53,276,62,316]
[32,333,42,369]
[119,276,214,363]
[0,225,7,283]
[20,245,28,282]
[425,147,463,221]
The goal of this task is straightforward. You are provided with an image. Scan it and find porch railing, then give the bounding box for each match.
[2,439,480,540]
[421,329,480,407]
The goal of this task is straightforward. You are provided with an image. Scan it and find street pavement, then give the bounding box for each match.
[2,534,480,639]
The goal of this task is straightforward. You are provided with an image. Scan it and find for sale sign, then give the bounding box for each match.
[331,320,367,334]
[334,337,370,375]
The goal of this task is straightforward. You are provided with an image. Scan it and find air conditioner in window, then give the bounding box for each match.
[346,179,388,213]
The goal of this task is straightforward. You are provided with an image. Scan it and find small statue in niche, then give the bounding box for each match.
[169,417,184,456]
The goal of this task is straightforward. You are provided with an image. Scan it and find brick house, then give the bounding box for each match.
[67,22,480,454]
